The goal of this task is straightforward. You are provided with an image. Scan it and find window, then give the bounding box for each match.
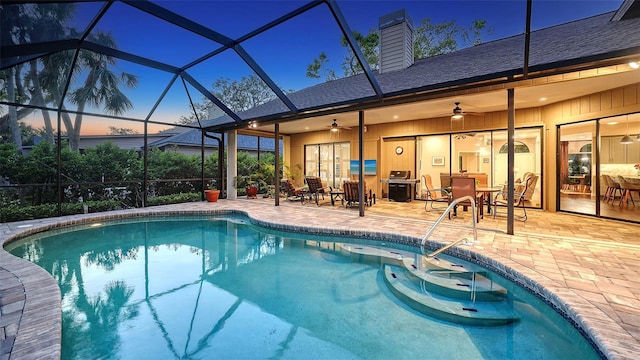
[498,141,530,153]
[304,142,350,188]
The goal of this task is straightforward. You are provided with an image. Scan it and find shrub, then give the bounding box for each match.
[146,192,201,206]
[0,200,121,222]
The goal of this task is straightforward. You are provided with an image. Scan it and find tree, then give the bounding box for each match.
[340,30,380,76]
[82,142,142,183]
[178,74,276,124]
[1,3,77,148]
[63,33,138,151]
[177,101,211,125]
[1,3,138,152]
[108,126,138,135]
[307,17,492,80]
[147,146,201,195]
[213,74,275,112]
[306,52,337,81]
[414,18,491,59]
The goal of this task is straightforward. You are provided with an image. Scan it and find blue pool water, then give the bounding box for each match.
[7,215,601,359]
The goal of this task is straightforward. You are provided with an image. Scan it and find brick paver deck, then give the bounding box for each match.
[1,199,639,359]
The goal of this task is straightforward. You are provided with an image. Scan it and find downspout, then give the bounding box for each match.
[203,132,225,198]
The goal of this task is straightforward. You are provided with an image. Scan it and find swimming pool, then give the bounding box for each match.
[6,215,601,359]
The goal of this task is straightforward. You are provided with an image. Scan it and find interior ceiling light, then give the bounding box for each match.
[607,121,618,125]
[451,102,464,120]
[621,135,633,144]
[621,115,633,144]
[629,61,640,69]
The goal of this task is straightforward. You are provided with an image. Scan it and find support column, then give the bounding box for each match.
[227,130,238,200]
[358,111,365,217]
[275,123,280,206]
[507,88,515,235]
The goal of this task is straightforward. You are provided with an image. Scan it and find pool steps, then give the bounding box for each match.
[337,243,519,326]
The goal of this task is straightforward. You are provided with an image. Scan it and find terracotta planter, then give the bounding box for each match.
[246,186,258,199]
[205,189,220,202]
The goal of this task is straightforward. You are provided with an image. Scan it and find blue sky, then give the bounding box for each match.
[60,0,624,133]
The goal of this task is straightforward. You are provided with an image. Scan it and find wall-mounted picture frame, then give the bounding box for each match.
[432,156,445,166]
[350,159,377,175]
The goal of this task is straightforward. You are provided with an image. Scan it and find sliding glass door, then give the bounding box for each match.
[598,113,640,222]
[558,121,595,215]
[304,142,350,188]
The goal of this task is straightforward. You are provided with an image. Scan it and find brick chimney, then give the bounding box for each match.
[378,9,414,73]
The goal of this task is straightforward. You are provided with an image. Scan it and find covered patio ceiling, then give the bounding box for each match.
[265,70,640,135]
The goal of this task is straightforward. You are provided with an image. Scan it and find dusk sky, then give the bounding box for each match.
[28,0,624,134]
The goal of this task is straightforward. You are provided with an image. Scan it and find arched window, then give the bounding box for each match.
[579,144,592,152]
[499,141,530,153]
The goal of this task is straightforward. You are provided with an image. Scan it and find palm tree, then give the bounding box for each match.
[3,3,138,151]
[1,3,76,149]
[65,31,138,151]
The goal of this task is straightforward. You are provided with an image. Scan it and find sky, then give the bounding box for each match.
[21,0,625,135]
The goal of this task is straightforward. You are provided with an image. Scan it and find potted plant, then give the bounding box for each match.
[234,162,271,199]
[204,182,220,202]
[284,163,303,185]
[233,174,255,198]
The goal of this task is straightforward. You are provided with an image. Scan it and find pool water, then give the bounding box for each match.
[7,215,600,359]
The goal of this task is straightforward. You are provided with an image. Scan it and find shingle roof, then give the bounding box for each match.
[150,130,277,152]
[203,11,640,131]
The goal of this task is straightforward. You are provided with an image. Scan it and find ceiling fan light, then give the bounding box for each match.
[330,127,339,132]
[451,102,464,120]
[620,135,634,144]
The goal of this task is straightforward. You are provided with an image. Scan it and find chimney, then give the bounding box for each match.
[378,9,414,73]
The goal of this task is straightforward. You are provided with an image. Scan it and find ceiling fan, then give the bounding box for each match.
[453,133,477,139]
[451,102,484,119]
[327,119,351,132]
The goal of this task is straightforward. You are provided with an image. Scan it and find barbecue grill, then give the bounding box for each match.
[388,170,412,202]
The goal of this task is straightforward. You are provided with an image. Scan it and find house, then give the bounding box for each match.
[202,2,640,224]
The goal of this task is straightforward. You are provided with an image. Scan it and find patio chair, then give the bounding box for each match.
[305,176,331,206]
[492,174,536,222]
[421,175,450,212]
[439,172,452,190]
[343,180,375,208]
[449,176,483,222]
[280,178,307,204]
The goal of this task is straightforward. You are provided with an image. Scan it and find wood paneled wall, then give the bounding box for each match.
[288,83,640,210]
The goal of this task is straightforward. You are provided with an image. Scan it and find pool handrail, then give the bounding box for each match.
[420,195,478,256]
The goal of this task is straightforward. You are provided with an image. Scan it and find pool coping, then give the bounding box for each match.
[1,202,637,360]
